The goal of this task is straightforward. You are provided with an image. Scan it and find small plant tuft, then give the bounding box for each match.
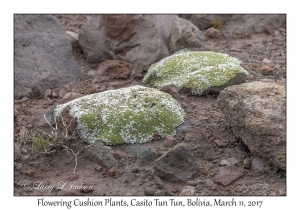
[32,133,52,152]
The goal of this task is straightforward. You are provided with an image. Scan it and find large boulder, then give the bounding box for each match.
[142,49,249,95]
[225,14,286,35]
[154,144,198,182]
[217,81,286,170]
[78,15,205,70]
[14,15,81,99]
[53,85,185,145]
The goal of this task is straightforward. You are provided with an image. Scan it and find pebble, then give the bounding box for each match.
[243,158,252,169]
[144,187,155,196]
[179,186,196,196]
[25,169,35,177]
[228,157,241,165]
[154,190,165,196]
[108,167,117,177]
[214,139,229,148]
[213,165,244,186]
[68,174,79,181]
[260,65,273,75]
[94,164,102,172]
[220,159,231,166]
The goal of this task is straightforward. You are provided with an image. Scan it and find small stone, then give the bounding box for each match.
[68,174,79,181]
[172,186,180,194]
[187,180,198,186]
[152,131,161,141]
[251,157,270,172]
[260,65,273,75]
[113,151,123,160]
[228,157,241,165]
[263,58,272,64]
[214,139,228,148]
[108,167,117,177]
[164,135,176,147]
[213,166,244,186]
[144,187,155,196]
[58,88,66,98]
[154,190,165,196]
[179,186,196,196]
[94,164,102,172]
[125,193,133,196]
[204,27,221,38]
[81,183,94,193]
[220,159,231,166]
[243,158,251,169]
[223,148,238,157]
[51,91,58,98]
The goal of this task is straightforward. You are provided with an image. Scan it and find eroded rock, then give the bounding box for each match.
[154,144,198,182]
[217,81,286,170]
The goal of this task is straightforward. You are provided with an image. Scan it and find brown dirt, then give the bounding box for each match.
[14,15,286,196]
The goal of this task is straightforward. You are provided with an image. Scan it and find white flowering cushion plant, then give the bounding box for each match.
[53,86,185,145]
[143,49,249,95]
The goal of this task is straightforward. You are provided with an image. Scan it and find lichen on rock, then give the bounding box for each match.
[53,85,185,145]
[142,49,249,95]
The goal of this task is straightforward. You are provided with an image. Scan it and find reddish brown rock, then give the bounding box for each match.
[260,65,273,75]
[204,27,221,38]
[213,166,244,186]
[108,167,117,177]
[68,174,80,181]
[113,151,123,160]
[164,135,177,147]
[160,84,180,99]
[152,131,161,141]
[92,60,132,84]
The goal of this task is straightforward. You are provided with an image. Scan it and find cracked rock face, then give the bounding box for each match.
[53,85,185,145]
[217,81,286,170]
[142,49,249,95]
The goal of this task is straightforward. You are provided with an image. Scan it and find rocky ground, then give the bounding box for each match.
[14,15,286,196]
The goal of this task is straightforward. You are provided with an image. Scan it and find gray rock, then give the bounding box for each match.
[251,157,270,172]
[14,15,81,99]
[154,144,198,182]
[213,166,244,186]
[78,15,205,73]
[168,16,205,53]
[225,14,286,35]
[217,81,286,170]
[184,132,216,160]
[84,141,119,169]
[126,144,156,165]
[179,186,196,196]
[228,157,241,165]
[154,190,165,196]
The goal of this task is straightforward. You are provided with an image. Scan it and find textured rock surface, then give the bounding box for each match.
[14,15,81,99]
[54,86,185,145]
[225,14,286,35]
[143,49,249,95]
[84,141,119,169]
[213,165,244,186]
[92,60,132,84]
[217,81,286,170]
[184,132,216,160]
[78,15,204,70]
[154,144,198,182]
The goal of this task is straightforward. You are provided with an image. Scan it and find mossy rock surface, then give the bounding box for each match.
[142,49,249,95]
[53,86,185,145]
